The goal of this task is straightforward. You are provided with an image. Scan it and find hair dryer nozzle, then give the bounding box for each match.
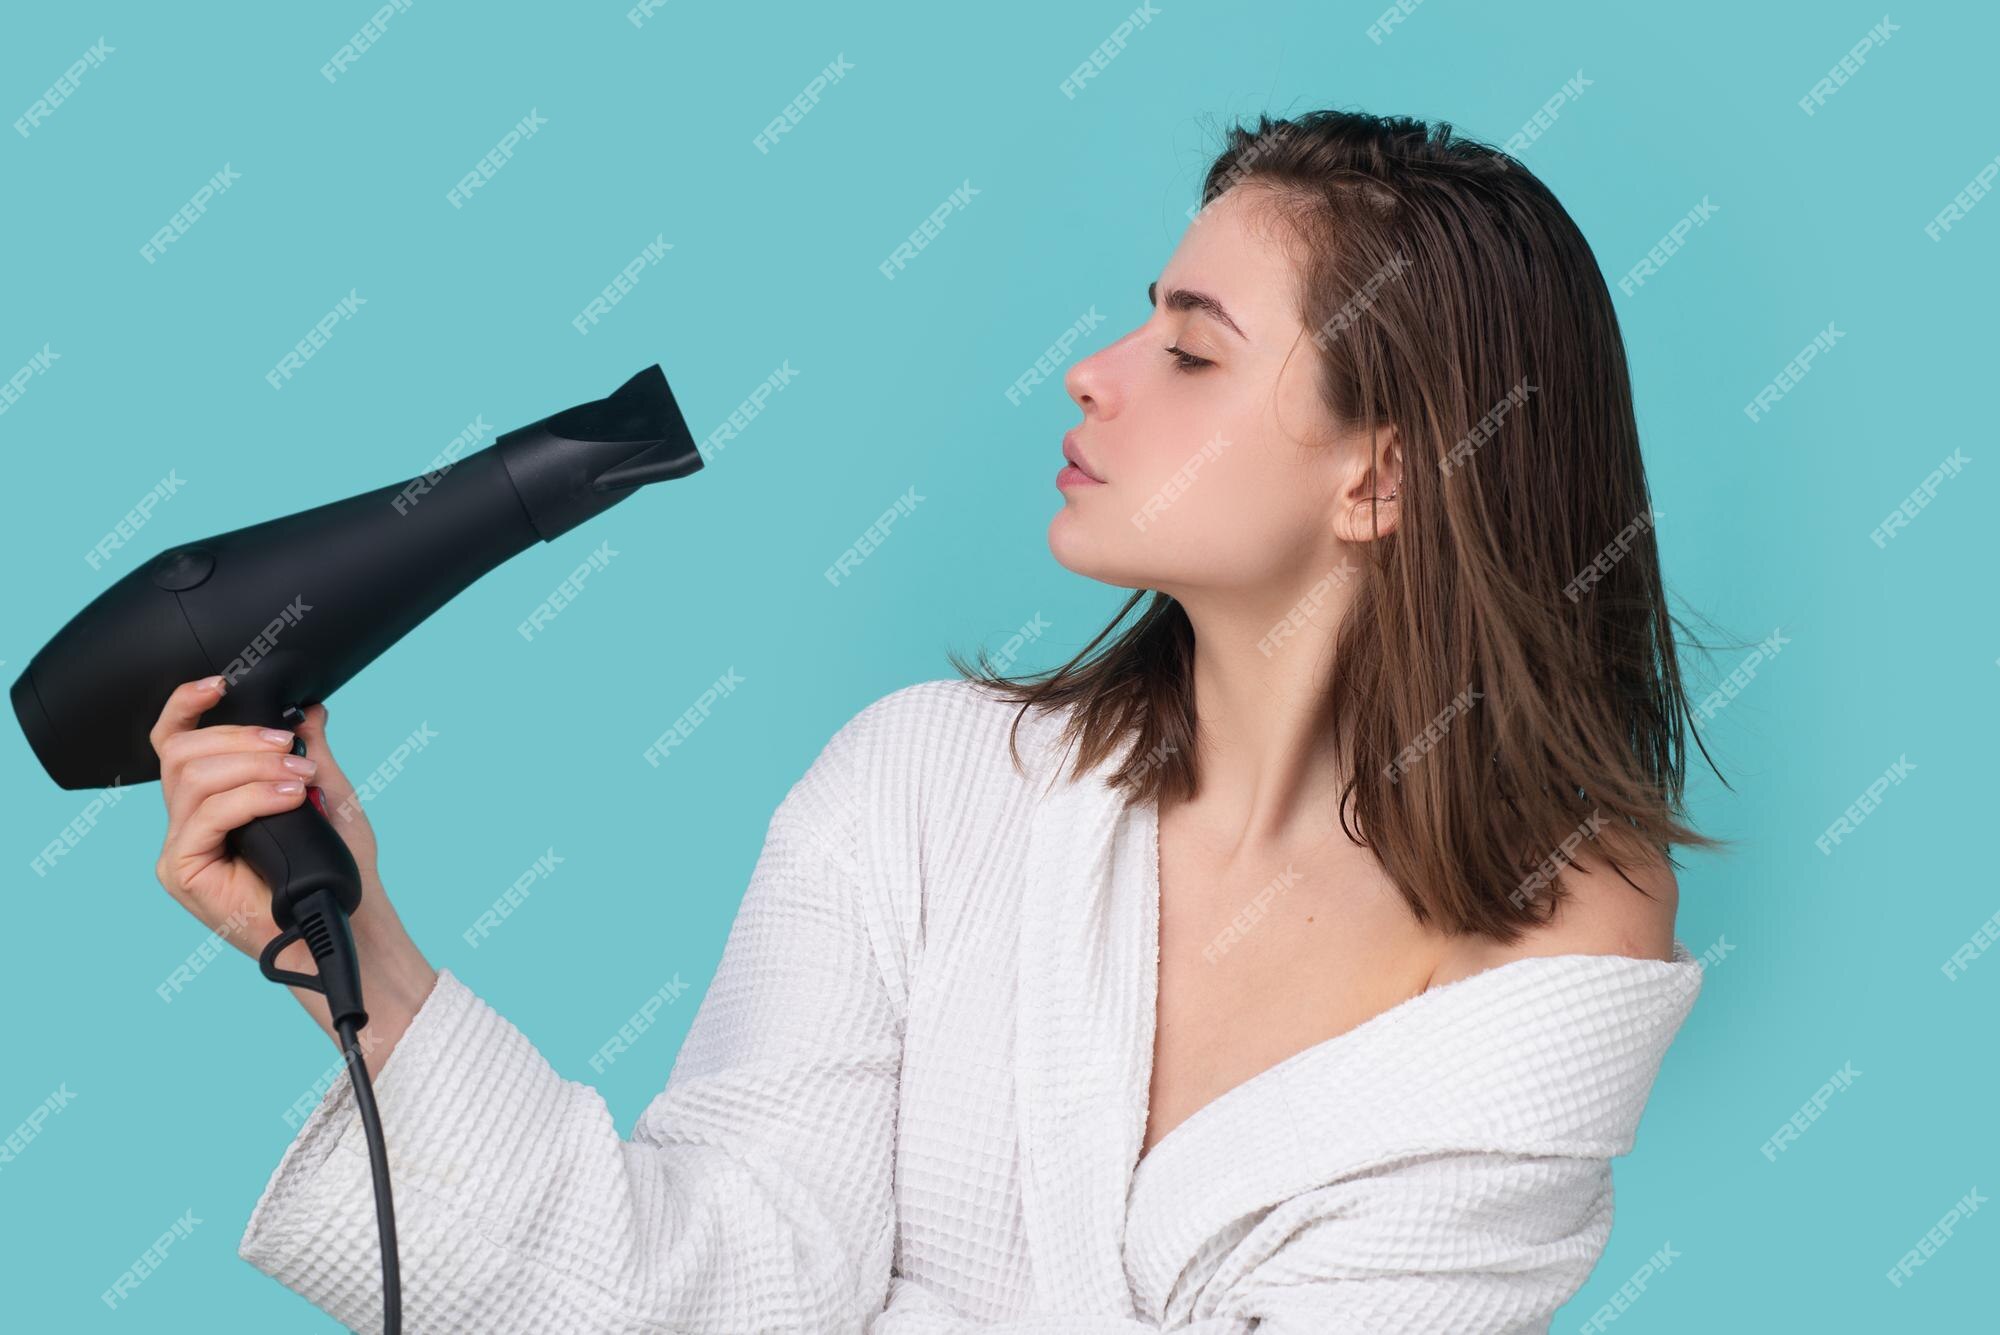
[498,364,703,543]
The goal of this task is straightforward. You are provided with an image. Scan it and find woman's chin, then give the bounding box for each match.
[1047,509,1141,587]
[1047,507,1096,576]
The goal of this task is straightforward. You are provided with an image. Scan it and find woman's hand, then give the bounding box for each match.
[151,675,438,1075]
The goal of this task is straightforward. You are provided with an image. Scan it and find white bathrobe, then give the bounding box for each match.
[238,678,1704,1333]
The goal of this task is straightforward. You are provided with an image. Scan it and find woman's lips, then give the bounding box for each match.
[1060,431,1105,486]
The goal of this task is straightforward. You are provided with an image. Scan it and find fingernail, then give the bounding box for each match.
[281,755,317,775]
[273,780,304,794]
[259,728,293,746]
[199,675,225,692]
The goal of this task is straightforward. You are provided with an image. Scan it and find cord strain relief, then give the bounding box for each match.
[301,910,339,964]
[292,887,370,1033]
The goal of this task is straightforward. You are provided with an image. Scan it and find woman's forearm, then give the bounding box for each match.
[288,915,439,1080]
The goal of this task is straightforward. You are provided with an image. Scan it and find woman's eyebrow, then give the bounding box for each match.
[1147,281,1247,340]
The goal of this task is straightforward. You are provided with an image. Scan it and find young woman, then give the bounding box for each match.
[154,110,1716,1332]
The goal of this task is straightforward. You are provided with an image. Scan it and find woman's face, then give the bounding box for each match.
[1049,185,1389,597]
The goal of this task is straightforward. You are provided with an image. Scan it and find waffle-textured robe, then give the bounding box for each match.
[238,678,1705,1333]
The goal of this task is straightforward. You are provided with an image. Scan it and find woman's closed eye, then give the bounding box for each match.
[1164,345,1213,371]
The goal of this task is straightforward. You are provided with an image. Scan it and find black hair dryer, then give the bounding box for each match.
[11,363,700,1002]
[13,365,696,1335]
[10,363,698,1331]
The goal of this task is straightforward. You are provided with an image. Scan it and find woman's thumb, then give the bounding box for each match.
[293,703,362,820]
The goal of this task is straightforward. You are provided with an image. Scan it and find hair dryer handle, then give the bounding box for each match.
[223,718,370,1030]
[227,781,365,930]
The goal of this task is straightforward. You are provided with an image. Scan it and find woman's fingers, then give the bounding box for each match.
[165,748,317,829]
[148,675,227,756]
[149,676,298,799]
[162,778,313,894]
[159,722,298,792]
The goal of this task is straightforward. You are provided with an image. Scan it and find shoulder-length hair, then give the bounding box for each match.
[951,109,1723,943]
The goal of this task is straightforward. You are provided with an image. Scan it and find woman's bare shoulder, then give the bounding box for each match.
[1427,845,1680,990]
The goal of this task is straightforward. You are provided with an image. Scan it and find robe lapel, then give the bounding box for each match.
[1012,729,1158,1316]
[1121,940,1706,1323]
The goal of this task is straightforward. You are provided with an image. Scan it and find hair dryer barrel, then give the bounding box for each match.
[11,364,701,790]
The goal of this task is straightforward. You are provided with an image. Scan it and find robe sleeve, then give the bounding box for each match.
[236,718,906,1334]
[1192,1149,1619,1333]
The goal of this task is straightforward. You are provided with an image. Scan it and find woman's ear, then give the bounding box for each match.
[1328,423,1403,543]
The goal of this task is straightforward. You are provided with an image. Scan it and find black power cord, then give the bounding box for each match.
[261,887,402,1334]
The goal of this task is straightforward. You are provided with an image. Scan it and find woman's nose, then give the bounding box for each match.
[1065,339,1122,417]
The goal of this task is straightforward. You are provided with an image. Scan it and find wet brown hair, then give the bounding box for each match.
[951,109,1723,942]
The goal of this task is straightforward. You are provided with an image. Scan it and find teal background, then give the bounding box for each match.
[3,0,1993,1328]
